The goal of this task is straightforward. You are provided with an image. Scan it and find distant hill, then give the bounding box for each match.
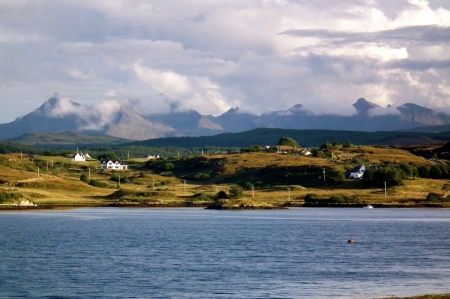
[124,128,450,148]
[1,95,450,140]
[8,131,130,149]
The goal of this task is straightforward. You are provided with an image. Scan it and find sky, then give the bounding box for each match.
[0,0,450,123]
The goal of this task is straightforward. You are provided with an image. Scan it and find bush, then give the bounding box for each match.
[217,190,229,199]
[229,184,243,198]
[110,174,131,183]
[327,194,358,204]
[426,192,443,202]
[194,172,210,180]
[192,192,213,201]
[89,180,109,188]
[304,193,319,203]
[278,137,300,148]
[442,183,450,191]
[328,167,345,182]
[80,174,89,183]
[159,171,173,176]
[244,182,254,190]
[364,167,407,187]
[165,163,174,171]
[430,165,443,179]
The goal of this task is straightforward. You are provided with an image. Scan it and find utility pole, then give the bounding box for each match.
[183,180,186,192]
[323,168,326,181]
[88,168,91,179]
[384,181,387,196]
[252,185,255,199]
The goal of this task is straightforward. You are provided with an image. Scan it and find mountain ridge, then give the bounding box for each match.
[1,96,450,140]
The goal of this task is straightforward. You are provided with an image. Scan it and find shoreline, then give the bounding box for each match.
[1,203,450,212]
[377,295,450,299]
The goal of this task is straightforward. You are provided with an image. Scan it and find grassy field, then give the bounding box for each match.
[0,145,447,209]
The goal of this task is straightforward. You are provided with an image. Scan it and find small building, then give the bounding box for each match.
[101,160,128,170]
[145,155,160,159]
[71,152,87,162]
[348,165,365,179]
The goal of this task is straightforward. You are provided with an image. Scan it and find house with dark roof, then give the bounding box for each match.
[348,165,365,179]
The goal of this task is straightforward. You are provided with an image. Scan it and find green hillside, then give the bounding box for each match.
[125,128,450,148]
[8,131,130,148]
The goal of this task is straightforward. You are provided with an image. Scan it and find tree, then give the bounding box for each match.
[430,165,443,179]
[331,140,340,147]
[343,139,353,148]
[365,167,407,187]
[320,141,332,150]
[165,163,175,171]
[418,166,430,178]
[328,167,345,182]
[217,190,229,199]
[277,137,300,148]
[229,184,243,198]
[244,182,254,190]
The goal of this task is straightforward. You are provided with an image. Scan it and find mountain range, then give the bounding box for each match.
[1,95,450,141]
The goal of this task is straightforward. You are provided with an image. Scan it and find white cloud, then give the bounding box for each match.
[0,0,449,122]
[368,106,401,117]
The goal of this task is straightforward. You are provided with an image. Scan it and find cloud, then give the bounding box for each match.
[368,106,401,117]
[45,96,122,130]
[0,0,450,123]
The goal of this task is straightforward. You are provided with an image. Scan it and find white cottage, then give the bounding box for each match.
[349,165,365,179]
[101,160,128,170]
[71,152,87,162]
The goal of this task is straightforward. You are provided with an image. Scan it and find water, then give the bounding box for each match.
[1,208,449,298]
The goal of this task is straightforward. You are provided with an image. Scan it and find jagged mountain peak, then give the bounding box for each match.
[397,103,434,114]
[353,98,380,114]
[285,104,304,114]
[1,96,450,141]
[34,94,81,117]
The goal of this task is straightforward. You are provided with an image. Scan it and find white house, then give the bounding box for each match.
[101,160,128,170]
[146,155,160,159]
[349,165,365,179]
[71,152,87,162]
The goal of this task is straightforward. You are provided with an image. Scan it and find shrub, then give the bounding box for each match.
[278,137,300,148]
[244,182,254,190]
[89,180,109,188]
[217,190,229,199]
[229,184,243,198]
[328,167,345,182]
[194,172,210,180]
[304,193,319,203]
[430,165,443,179]
[165,163,174,171]
[159,171,173,176]
[110,174,130,183]
[442,183,450,191]
[426,192,443,202]
[80,174,89,183]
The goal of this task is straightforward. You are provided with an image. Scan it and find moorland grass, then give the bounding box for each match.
[0,147,447,208]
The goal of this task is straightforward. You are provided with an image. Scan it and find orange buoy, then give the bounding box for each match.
[348,239,355,243]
